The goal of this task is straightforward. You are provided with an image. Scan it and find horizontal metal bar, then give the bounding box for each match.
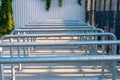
[31,20,86,24]
[29,21,86,24]
[0,55,120,64]
[26,23,89,26]
[32,20,83,23]
[22,26,94,29]
[14,28,103,32]
[0,40,120,47]
[2,32,116,40]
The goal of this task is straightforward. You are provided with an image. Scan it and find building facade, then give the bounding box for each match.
[12,0,85,29]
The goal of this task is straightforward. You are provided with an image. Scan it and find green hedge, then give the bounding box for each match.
[0,0,14,37]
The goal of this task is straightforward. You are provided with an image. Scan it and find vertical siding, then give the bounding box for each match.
[13,0,39,29]
[13,0,85,29]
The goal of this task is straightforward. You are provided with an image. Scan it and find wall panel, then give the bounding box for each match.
[12,0,85,29]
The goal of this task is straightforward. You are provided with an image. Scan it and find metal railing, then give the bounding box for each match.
[12,28,103,35]
[0,21,120,80]
[22,20,91,29]
[2,32,116,41]
[31,20,87,24]
[1,29,118,80]
[0,40,120,80]
[21,25,95,29]
[25,21,89,26]
[2,32,117,55]
[1,32,117,62]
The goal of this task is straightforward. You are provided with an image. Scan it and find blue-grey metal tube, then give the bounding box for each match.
[0,55,120,64]
[14,28,102,32]
[3,32,116,39]
[22,25,94,29]
[0,40,120,47]
[25,23,89,26]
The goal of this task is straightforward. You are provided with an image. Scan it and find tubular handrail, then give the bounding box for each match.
[30,20,86,24]
[16,28,98,31]
[24,20,91,28]
[25,23,89,26]
[0,55,120,64]
[11,26,96,34]
[13,28,104,33]
[0,40,120,47]
[22,26,95,29]
[12,25,96,34]
[31,21,86,24]
[2,32,117,40]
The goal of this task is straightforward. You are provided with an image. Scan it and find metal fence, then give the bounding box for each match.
[85,0,120,38]
[85,0,120,54]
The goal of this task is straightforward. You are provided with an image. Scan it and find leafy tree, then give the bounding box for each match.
[0,0,14,36]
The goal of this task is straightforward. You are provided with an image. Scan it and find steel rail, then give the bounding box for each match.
[25,23,89,26]
[30,21,87,24]
[28,21,86,23]
[13,28,103,33]
[31,20,86,24]
[0,55,120,64]
[21,26,95,29]
[11,26,96,34]
[2,32,117,40]
[0,40,120,47]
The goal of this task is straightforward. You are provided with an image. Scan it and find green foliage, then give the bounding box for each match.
[78,0,82,6]
[45,0,82,11]
[58,0,62,7]
[0,0,14,36]
[46,0,51,11]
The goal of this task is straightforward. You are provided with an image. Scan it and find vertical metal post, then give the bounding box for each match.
[11,64,16,80]
[101,36,105,55]
[94,35,98,54]
[112,61,116,80]
[111,44,117,80]
[27,37,31,56]
[18,46,22,71]
[30,37,33,51]
[101,36,105,79]
[0,64,4,80]
[28,47,31,56]
[17,38,20,57]
[10,38,16,80]
[17,37,22,71]
[23,37,26,57]
[0,39,4,80]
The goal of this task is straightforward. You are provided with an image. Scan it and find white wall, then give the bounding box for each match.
[12,0,85,29]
